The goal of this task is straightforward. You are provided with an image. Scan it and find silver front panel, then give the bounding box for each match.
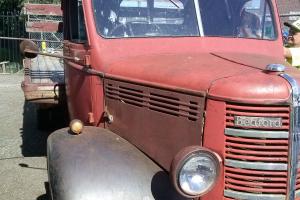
[280,74,300,200]
[225,128,288,139]
[225,159,288,171]
[224,190,286,200]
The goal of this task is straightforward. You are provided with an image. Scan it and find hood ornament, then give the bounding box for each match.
[266,64,285,72]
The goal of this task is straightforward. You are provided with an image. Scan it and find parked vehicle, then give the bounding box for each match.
[21,0,300,199]
[21,3,66,129]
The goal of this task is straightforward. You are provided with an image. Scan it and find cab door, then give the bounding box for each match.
[63,0,103,125]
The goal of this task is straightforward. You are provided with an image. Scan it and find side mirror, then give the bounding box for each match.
[19,40,77,62]
[20,40,39,59]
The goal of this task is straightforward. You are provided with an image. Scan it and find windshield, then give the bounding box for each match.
[92,0,276,39]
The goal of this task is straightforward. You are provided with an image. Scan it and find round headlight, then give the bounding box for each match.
[171,146,221,198]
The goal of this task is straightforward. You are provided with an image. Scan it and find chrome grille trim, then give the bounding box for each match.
[224,190,286,200]
[225,159,287,171]
[280,74,300,200]
[224,103,290,199]
[225,128,289,138]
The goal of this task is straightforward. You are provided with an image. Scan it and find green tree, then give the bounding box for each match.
[0,0,23,11]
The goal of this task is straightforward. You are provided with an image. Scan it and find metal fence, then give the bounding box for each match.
[0,11,27,73]
[26,0,60,4]
[0,2,63,74]
[28,14,63,51]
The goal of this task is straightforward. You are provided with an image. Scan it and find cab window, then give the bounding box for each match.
[199,0,276,39]
[93,0,199,38]
[69,0,87,42]
[92,0,277,40]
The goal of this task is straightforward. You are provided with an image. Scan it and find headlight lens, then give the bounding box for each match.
[171,147,221,198]
[179,153,218,195]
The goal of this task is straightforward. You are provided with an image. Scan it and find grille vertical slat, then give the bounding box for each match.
[224,103,290,199]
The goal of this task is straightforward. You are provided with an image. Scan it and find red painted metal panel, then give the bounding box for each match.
[226,178,287,187]
[226,104,290,112]
[226,167,287,176]
[226,148,288,156]
[80,0,298,105]
[224,103,289,197]
[225,141,288,150]
[226,104,290,131]
[105,79,204,170]
[26,21,62,33]
[226,136,289,145]
[225,184,286,194]
[24,3,62,16]
[297,163,300,190]
[225,153,288,162]
[201,100,226,200]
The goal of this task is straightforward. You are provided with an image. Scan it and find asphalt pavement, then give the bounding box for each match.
[0,73,50,200]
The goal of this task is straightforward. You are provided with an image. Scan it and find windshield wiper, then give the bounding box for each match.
[168,0,180,8]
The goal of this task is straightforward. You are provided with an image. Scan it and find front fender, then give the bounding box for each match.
[47,126,189,200]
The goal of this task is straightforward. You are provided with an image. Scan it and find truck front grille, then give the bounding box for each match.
[224,103,290,200]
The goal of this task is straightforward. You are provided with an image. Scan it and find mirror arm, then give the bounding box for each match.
[24,49,80,61]
[65,60,105,78]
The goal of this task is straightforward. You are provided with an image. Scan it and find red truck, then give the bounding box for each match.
[21,0,300,199]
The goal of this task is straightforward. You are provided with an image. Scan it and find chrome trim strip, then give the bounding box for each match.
[225,128,289,138]
[225,159,287,171]
[224,190,286,200]
[193,0,204,36]
[280,73,300,200]
[266,64,286,72]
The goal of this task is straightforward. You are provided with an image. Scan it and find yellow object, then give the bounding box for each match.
[41,41,47,52]
[69,119,84,135]
[286,47,300,68]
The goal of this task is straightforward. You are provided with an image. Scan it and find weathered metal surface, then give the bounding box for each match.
[222,102,291,199]
[47,126,189,200]
[21,54,65,104]
[23,3,62,16]
[104,79,205,170]
[58,1,296,199]
[26,21,63,33]
[25,55,64,84]
[21,81,63,104]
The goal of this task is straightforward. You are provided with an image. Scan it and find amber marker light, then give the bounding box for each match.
[170,146,222,198]
[69,119,84,135]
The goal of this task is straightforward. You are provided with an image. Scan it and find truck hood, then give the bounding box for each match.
[104,52,299,103]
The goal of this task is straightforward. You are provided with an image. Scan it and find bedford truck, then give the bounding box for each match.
[20,0,300,199]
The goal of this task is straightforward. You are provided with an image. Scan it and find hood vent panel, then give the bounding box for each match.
[105,82,202,121]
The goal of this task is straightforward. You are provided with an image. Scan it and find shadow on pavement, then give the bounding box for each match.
[20,101,69,157]
[20,100,68,200]
[36,182,50,200]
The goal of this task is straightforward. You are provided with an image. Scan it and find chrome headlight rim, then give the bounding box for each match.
[170,146,221,198]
